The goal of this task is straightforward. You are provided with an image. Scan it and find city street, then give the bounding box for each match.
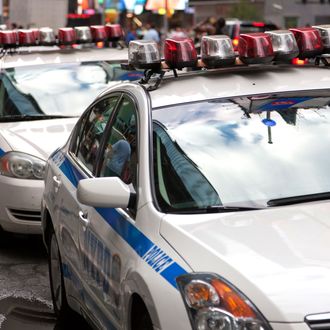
[0,232,89,329]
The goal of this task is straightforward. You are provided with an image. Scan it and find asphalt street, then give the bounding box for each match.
[0,231,90,329]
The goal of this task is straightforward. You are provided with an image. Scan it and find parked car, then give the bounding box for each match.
[42,28,330,329]
[226,19,279,49]
[0,26,142,234]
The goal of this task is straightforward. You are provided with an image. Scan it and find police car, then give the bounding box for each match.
[42,26,330,330]
[0,25,142,234]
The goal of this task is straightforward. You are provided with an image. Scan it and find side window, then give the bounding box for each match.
[76,97,118,172]
[98,96,138,189]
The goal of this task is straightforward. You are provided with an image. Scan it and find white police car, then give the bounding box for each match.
[0,25,142,234]
[42,26,330,330]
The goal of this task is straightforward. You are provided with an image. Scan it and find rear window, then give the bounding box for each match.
[152,91,330,212]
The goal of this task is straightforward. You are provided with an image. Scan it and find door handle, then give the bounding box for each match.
[79,210,89,226]
[53,175,61,188]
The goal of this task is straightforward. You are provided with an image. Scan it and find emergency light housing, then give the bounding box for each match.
[58,27,76,45]
[90,25,107,42]
[164,38,198,69]
[312,24,330,53]
[128,40,161,70]
[0,31,17,48]
[38,27,56,45]
[74,26,92,44]
[289,27,323,58]
[17,29,36,46]
[105,24,123,42]
[265,30,299,61]
[238,33,274,64]
[201,35,236,68]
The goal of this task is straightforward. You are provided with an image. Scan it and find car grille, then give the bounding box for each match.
[8,209,41,222]
[306,313,330,330]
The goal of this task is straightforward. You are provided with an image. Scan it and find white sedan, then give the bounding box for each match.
[42,28,330,329]
[0,27,142,234]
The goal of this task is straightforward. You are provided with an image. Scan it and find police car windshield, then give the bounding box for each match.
[0,62,142,120]
[152,91,330,212]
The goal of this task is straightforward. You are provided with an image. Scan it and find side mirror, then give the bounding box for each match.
[77,176,135,208]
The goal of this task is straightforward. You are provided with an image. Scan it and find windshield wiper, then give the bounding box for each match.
[0,114,77,122]
[172,205,262,214]
[267,192,330,207]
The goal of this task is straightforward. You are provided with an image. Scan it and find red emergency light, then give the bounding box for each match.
[238,33,274,64]
[0,31,17,48]
[90,25,107,42]
[58,27,76,45]
[18,29,37,46]
[289,27,323,58]
[105,24,123,41]
[164,38,197,69]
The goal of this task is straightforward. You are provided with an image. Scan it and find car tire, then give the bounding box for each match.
[48,227,71,319]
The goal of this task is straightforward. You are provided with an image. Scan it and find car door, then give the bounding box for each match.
[77,94,139,329]
[52,95,120,319]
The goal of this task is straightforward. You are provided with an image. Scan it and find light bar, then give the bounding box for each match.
[0,31,17,47]
[312,24,330,52]
[105,24,123,41]
[90,25,106,42]
[39,27,56,45]
[201,35,236,68]
[289,27,323,58]
[74,26,92,44]
[58,27,76,45]
[128,40,161,69]
[266,30,299,61]
[238,33,274,64]
[164,38,197,69]
[18,29,36,46]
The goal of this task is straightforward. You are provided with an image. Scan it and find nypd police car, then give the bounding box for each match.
[42,26,330,329]
[0,25,142,234]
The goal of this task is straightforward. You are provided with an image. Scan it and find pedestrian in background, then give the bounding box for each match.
[143,23,160,43]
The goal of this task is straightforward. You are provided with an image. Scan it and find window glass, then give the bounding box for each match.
[0,63,143,120]
[77,97,118,172]
[99,97,137,188]
[152,91,330,212]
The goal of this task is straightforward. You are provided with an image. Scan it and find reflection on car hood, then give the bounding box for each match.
[160,201,330,322]
[0,118,79,159]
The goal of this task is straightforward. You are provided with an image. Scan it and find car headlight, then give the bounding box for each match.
[176,273,271,330]
[0,151,46,180]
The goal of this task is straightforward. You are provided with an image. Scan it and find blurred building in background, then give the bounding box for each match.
[265,0,330,28]
[1,0,330,31]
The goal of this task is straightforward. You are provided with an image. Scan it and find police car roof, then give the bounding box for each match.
[2,46,128,69]
[149,65,330,108]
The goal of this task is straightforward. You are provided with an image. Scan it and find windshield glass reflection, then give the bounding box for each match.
[0,62,143,119]
[153,91,330,211]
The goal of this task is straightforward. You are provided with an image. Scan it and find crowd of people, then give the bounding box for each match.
[124,16,228,47]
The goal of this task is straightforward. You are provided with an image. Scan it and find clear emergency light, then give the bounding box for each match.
[238,33,274,64]
[128,40,161,70]
[58,27,76,45]
[105,24,123,41]
[201,35,236,68]
[17,29,36,46]
[90,25,107,42]
[265,30,299,61]
[0,31,17,48]
[312,24,330,53]
[74,26,92,44]
[39,27,56,45]
[164,38,198,69]
[289,27,323,58]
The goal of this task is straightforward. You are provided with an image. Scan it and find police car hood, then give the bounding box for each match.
[160,200,330,323]
[0,118,78,159]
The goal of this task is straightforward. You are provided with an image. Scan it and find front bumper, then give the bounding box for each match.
[0,175,43,234]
